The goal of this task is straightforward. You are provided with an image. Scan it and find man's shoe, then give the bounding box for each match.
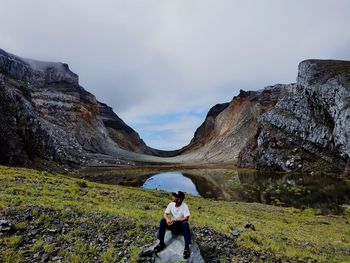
[153,242,166,254]
[183,247,191,259]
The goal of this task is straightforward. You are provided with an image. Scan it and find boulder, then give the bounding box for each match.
[141,230,205,263]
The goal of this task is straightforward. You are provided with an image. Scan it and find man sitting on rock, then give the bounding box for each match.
[154,191,191,259]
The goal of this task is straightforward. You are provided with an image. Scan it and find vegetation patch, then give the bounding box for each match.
[0,165,349,262]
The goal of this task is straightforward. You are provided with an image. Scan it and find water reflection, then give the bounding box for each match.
[183,170,350,214]
[79,168,350,214]
[142,172,199,195]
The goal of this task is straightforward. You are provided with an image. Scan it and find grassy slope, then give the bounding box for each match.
[0,165,349,262]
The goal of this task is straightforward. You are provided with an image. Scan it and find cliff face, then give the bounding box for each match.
[174,86,283,164]
[257,60,350,172]
[97,102,153,155]
[0,49,152,167]
[1,48,349,172]
[182,59,350,173]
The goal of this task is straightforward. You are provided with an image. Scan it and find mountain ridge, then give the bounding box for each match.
[0,48,166,167]
[0,48,349,174]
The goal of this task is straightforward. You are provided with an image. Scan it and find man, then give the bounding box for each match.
[154,191,191,259]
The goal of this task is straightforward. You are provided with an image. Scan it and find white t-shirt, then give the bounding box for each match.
[165,202,190,220]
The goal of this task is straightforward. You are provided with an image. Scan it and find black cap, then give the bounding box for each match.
[172,191,185,200]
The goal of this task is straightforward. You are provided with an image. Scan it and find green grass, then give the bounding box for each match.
[65,238,90,263]
[31,239,44,252]
[101,244,118,263]
[2,249,23,263]
[0,235,21,248]
[13,222,27,231]
[0,165,350,262]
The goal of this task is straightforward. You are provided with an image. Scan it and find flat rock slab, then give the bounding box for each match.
[149,231,205,263]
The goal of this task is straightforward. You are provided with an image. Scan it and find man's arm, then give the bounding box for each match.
[163,212,173,225]
[173,216,189,222]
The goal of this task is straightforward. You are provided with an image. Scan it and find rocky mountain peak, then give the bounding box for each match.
[297,59,350,87]
[1,48,349,173]
[0,48,159,167]
[0,48,78,85]
[174,59,350,174]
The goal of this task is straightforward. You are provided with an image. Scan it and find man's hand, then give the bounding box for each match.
[164,213,173,225]
[166,219,174,225]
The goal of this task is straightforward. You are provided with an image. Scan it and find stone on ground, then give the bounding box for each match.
[148,230,205,263]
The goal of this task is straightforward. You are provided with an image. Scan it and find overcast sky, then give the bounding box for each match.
[1,0,350,150]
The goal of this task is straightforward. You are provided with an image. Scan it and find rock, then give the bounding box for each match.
[171,86,283,165]
[139,246,154,258]
[98,102,154,155]
[41,253,49,261]
[45,235,55,242]
[257,60,350,172]
[0,219,11,226]
[76,181,88,188]
[168,59,350,174]
[140,231,204,263]
[47,228,58,233]
[232,229,240,236]
[1,47,349,173]
[0,48,162,168]
[0,219,13,233]
[301,241,310,248]
[244,224,256,231]
[0,206,285,262]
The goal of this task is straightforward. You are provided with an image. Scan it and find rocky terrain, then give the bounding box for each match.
[257,60,350,173]
[172,86,283,165]
[174,60,350,174]
[1,165,348,262]
[0,48,349,173]
[97,101,153,155]
[0,206,313,263]
[0,48,166,168]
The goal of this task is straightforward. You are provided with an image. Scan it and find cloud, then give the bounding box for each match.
[1,0,350,149]
[133,112,205,150]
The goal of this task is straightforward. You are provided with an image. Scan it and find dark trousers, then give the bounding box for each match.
[157,218,192,246]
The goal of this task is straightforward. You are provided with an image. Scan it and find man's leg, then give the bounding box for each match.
[170,221,182,235]
[181,221,191,259]
[154,218,168,254]
[157,218,167,245]
[180,221,192,247]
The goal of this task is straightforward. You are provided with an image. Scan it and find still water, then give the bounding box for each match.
[79,168,350,214]
[142,172,200,196]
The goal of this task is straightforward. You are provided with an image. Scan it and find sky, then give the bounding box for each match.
[1,0,350,150]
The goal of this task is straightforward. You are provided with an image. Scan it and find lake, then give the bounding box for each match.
[78,168,350,214]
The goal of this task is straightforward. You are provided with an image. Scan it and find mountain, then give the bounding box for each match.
[178,59,350,174]
[257,60,350,173]
[1,48,349,173]
[0,48,161,167]
[171,86,283,164]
